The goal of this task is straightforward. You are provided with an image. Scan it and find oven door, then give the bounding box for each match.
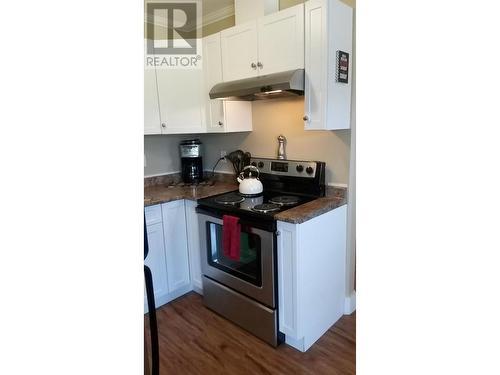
[197,212,276,308]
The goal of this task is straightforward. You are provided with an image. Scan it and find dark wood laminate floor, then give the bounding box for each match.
[145,292,355,375]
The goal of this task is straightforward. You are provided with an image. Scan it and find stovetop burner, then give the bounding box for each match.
[197,158,325,220]
[214,193,245,205]
[269,195,300,206]
[201,190,315,218]
[251,203,281,213]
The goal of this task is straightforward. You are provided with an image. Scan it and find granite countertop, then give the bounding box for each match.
[274,187,347,224]
[144,173,347,224]
[144,181,238,206]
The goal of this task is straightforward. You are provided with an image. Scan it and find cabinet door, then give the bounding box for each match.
[184,200,202,293]
[223,101,253,132]
[277,221,300,339]
[221,21,259,82]
[162,200,191,293]
[144,66,162,135]
[203,33,225,132]
[304,0,327,130]
[156,65,206,134]
[257,4,304,76]
[144,221,169,311]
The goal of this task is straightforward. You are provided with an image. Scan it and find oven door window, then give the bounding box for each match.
[206,222,262,287]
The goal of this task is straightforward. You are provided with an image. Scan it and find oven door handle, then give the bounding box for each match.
[197,213,275,240]
[195,207,276,232]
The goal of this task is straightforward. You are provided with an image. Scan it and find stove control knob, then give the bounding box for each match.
[251,162,257,167]
[306,166,314,175]
[258,161,264,168]
[296,165,304,173]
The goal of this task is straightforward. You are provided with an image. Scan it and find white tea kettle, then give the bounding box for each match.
[237,165,263,196]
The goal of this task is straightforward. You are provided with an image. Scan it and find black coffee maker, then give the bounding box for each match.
[179,139,203,183]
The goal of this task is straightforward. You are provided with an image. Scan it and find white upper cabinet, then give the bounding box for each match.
[203,33,253,133]
[155,65,207,134]
[203,33,226,132]
[144,66,162,135]
[304,0,325,130]
[257,4,304,76]
[221,4,304,82]
[220,21,259,82]
[144,39,206,135]
[304,0,353,130]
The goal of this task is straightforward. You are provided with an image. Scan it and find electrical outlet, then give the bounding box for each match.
[220,150,227,158]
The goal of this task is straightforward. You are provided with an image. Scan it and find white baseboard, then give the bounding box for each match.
[192,284,203,295]
[285,335,305,352]
[344,291,356,314]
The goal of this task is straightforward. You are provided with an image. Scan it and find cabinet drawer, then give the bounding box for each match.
[144,204,162,225]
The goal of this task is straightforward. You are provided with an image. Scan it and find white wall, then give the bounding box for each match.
[144,134,191,176]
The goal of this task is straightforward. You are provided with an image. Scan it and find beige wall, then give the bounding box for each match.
[145,0,355,39]
[279,0,306,9]
[202,15,235,37]
[281,0,355,10]
[200,98,350,184]
[145,98,350,184]
[201,0,354,37]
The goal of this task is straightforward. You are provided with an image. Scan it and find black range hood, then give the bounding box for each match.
[209,69,304,101]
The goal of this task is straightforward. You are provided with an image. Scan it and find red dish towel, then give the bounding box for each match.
[222,215,241,261]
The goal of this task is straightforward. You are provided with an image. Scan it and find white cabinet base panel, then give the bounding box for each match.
[278,205,347,352]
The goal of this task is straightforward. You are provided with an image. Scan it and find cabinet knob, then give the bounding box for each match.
[302,115,309,121]
[218,121,223,126]
[161,123,166,128]
[257,62,263,68]
[251,62,257,69]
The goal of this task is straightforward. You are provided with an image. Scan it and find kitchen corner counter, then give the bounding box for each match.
[274,187,347,224]
[144,182,238,207]
[144,174,347,224]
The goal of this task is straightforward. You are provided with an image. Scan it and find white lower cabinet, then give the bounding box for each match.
[162,200,191,293]
[185,200,203,294]
[277,205,347,352]
[144,201,192,313]
[144,221,169,310]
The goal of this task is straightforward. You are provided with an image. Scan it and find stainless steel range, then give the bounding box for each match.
[196,157,326,346]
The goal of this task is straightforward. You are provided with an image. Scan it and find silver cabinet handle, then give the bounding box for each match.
[251,62,257,69]
[303,115,309,121]
[218,121,223,126]
[161,123,166,128]
[257,62,263,68]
